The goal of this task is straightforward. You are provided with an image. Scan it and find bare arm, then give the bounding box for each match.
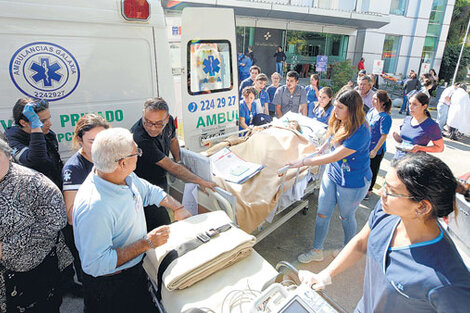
[275,105,283,118]
[301,103,307,116]
[263,102,269,115]
[370,134,388,158]
[157,157,216,192]
[410,138,444,153]
[239,117,249,130]
[169,137,181,162]
[63,190,77,225]
[116,225,169,268]
[159,194,191,220]
[288,145,355,169]
[323,223,370,278]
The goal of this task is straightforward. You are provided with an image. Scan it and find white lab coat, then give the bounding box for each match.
[447,88,470,135]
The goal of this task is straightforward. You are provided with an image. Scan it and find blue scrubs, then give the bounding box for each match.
[239,99,257,130]
[356,202,470,313]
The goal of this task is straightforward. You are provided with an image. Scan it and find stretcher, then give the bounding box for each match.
[168,113,327,242]
[143,211,346,313]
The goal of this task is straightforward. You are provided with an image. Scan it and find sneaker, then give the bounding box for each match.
[398,111,402,115]
[298,249,324,263]
[364,191,372,200]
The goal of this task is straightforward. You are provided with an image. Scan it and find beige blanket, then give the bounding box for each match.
[211,126,317,233]
[144,211,256,290]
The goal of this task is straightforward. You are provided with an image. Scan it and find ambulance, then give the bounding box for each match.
[0,0,239,156]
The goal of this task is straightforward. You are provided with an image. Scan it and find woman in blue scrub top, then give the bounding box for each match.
[393,92,444,160]
[365,90,392,199]
[311,87,334,125]
[239,86,257,130]
[305,74,321,118]
[286,90,372,263]
[299,153,470,313]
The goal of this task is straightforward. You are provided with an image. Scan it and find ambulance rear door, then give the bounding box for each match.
[180,8,239,152]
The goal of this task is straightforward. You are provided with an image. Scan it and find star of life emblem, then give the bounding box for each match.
[9,42,80,101]
[63,169,72,182]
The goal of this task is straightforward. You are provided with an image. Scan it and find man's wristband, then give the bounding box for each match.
[144,234,155,249]
[175,206,184,211]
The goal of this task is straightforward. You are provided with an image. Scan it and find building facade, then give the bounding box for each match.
[163,0,454,78]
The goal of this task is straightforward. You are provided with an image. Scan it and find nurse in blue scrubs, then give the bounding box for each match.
[286,90,372,263]
[311,87,334,125]
[305,74,321,118]
[239,86,257,130]
[299,153,470,313]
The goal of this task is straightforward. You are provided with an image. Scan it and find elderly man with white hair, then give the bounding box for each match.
[73,127,191,313]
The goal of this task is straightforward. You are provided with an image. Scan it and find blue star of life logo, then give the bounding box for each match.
[202,56,220,77]
[30,58,62,87]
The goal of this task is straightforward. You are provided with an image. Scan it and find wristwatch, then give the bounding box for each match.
[144,234,155,249]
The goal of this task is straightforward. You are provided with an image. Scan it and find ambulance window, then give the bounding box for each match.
[187,40,233,95]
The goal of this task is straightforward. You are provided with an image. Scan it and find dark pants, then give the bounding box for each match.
[3,247,62,313]
[82,263,156,313]
[63,223,83,282]
[144,204,171,232]
[369,151,385,192]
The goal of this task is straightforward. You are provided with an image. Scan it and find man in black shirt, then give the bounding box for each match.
[132,97,217,230]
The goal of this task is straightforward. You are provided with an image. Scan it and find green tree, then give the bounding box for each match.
[330,60,356,93]
[439,0,470,82]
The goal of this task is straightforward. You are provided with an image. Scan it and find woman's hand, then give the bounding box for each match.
[299,270,332,291]
[369,150,377,159]
[393,132,403,143]
[287,159,305,169]
[409,145,421,153]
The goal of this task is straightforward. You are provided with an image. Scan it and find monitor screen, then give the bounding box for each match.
[280,298,310,313]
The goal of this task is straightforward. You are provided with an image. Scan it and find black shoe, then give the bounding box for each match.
[398,111,402,114]
[406,113,410,116]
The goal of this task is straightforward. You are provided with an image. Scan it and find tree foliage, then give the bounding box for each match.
[330,60,356,93]
[440,44,470,82]
[440,0,470,82]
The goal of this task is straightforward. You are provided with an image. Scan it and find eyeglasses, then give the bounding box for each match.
[380,182,414,199]
[115,148,142,162]
[143,116,168,128]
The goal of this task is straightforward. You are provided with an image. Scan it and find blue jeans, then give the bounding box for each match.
[400,93,409,114]
[313,172,370,250]
[437,103,449,131]
[276,62,283,77]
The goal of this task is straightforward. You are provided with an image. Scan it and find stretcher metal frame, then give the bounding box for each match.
[167,146,322,243]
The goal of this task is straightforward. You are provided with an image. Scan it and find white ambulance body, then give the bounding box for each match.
[0,0,238,156]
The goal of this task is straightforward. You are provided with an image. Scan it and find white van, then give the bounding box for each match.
[0,0,238,156]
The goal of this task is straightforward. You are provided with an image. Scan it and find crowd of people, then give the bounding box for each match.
[1,55,470,312]
[0,97,215,313]
[237,58,470,310]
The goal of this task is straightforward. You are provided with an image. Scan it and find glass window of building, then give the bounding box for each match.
[389,0,407,15]
[382,35,401,73]
[285,30,348,69]
[420,0,447,69]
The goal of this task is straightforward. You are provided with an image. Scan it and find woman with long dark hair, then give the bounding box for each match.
[393,92,444,160]
[286,90,371,263]
[299,153,470,312]
[306,74,321,118]
[365,90,392,199]
[311,87,334,125]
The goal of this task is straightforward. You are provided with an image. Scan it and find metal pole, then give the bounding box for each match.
[452,16,470,84]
